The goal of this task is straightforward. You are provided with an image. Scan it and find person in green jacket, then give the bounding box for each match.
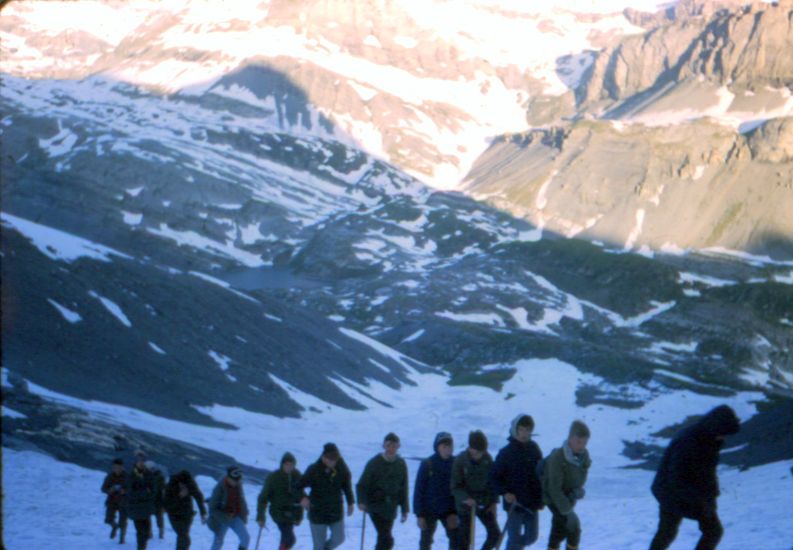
[257,452,305,550]
[541,420,591,550]
[452,430,500,550]
[299,443,355,550]
[356,432,410,550]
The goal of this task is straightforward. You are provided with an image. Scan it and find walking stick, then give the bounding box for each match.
[254,524,263,550]
[360,512,367,550]
[468,505,476,550]
[494,501,517,550]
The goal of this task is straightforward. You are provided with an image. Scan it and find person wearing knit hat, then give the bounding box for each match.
[490,414,543,549]
[452,430,500,550]
[356,432,410,549]
[414,432,459,549]
[298,443,355,550]
[257,452,306,550]
[101,458,129,543]
[207,465,250,550]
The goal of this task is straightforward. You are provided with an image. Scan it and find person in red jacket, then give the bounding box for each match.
[101,458,128,543]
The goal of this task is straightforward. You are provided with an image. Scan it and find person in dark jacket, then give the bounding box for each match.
[208,465,250,550]
[299,443,355,550]
[126,451,157,550]
[649,405,740,550]
[101,458,128,543]
[489,414,543,550]
[146,461,167,539]
[357,432,410,550]
[164,470,206,550]
[541,421,591,550]
[452,431,500,550]
[414,431,459,550]
[257,452,305,550]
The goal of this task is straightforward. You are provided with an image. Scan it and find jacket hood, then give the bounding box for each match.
[697,405,740,437]
[433,432,453,452]
[509,414,534,439]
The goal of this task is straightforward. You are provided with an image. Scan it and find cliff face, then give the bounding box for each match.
[473,1,793,259]
[464,117,793,259]
[579,1,793,110]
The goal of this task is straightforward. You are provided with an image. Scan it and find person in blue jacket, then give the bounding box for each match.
[489,414,543,550]
[413,432,459,549]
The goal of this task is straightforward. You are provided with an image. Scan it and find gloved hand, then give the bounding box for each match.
[570,487,586,500]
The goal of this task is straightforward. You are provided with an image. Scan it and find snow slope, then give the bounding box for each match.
[4,357,792,549]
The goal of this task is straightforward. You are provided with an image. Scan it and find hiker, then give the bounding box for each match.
[126,451,157,550]
[147,461,167,539]
[163,470,207,550]
[208,465,251,550]
[257,452,305,550]
[299,443,355,550]
[648,405,740,550]
[452,430,500,550]
[414,431,459,550]
[541,420,591,550]
[101,458,128,543]
[490,414,543,550]
[357,432,410,550]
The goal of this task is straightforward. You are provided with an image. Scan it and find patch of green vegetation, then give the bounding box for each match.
[705,202,743,246]
[708,282,793,324]
[494,238,683,316]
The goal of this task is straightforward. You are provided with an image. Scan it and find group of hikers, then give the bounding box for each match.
[101,404,741,550]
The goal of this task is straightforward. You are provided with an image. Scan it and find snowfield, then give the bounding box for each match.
[4,358,792,549]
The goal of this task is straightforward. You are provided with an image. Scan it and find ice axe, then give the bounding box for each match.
[360,512,367,550]
[254,521,269,550]
[468,505,476,550]
[494,501,517,550]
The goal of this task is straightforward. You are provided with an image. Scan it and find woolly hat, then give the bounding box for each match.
[227,465,242,480]
[469,430,488,452]
[434,431,453,450]
[173,470,192,484]
[322,442,340,460]
[112,458,124,466]
[384,432,400,444]
[281,452,297,465]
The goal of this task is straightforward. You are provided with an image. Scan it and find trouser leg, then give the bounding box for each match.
[134,518,151,550]
[419,516,439,550]
[327,519,345,549]
[694,509,723,550]
[476,508,501,550]
[309,523,328,550]
[276,521,297,549]
[648,506,683,550]
[370,513,395,550]
[548,507,567,549]
[227,516,250,548]
[458,508,473,550]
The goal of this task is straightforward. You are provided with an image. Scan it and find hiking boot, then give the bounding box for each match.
[110,523,118,539]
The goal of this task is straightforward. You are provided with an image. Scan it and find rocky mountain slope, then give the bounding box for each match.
[466,0,793,258]
[2,0,792,481]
